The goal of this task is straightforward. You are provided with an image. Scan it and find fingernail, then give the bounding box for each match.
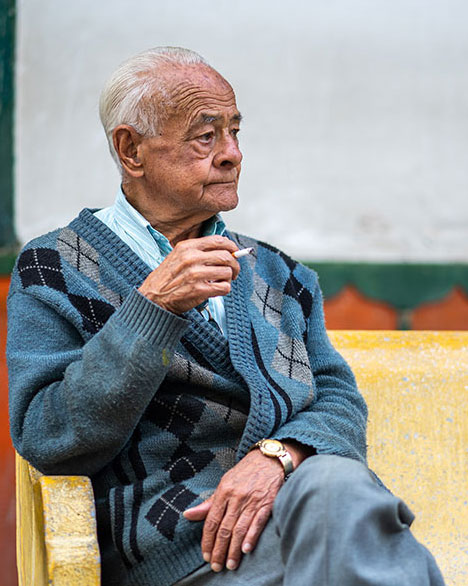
[226,559,237,570]
[242,542,252,554]
[202,552,211,563]
[211,562,223,573]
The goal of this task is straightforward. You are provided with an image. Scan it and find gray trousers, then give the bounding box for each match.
[176,455,445,586]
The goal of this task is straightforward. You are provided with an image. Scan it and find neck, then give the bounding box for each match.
[122,182,209,246]
[152,219,205,246]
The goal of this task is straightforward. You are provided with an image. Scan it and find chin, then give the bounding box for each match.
[220,193,239,211]
[206,184,239,212]
[218,196,239,213]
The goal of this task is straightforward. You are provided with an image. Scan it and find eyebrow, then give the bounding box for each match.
[191,111,243,129]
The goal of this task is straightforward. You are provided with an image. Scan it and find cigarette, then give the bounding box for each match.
[232,247,254,259]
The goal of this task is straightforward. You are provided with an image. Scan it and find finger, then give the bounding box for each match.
[186,264,236,285]
[183,498,213,521]
[140,247,238,302]
[200,499,228,564]
[171,247,240,283]
[153,266,234,301]
[160,262,235,289]
[175,235,238,254]
[200,250,240,280]
[203,279,232,298]
[224,508,257,570]
[241,504,272,555]
[208,502,243,572]
[146,278,232,315]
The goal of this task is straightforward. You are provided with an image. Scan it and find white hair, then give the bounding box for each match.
[99,46,210,169]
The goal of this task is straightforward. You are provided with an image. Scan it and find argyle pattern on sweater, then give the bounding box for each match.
[8,209,367,586]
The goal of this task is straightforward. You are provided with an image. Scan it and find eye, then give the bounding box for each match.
[198,132,215,144]
[231,128,240,139]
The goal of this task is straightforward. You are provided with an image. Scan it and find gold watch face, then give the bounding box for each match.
[260,439,284,456]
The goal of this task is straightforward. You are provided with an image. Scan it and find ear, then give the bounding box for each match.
[112,125,144,177]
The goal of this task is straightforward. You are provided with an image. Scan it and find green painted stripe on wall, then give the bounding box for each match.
[1,247,467,316]
[305,261,468,309]
[0,253,16,274]
[0,0,16,249]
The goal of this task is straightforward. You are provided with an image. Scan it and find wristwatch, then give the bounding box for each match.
[249,439,294,479]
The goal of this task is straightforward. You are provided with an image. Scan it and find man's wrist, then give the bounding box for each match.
[249,439,294,479]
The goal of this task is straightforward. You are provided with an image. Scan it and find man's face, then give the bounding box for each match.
[136,64,242,224]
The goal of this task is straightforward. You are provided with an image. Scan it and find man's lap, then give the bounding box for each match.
[175,455,444,586]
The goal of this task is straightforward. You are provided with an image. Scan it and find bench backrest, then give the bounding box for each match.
[330,330,468,585]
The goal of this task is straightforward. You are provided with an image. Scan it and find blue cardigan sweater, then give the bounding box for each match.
[7,209,367,585]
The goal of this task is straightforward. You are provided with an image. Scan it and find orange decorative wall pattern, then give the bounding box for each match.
[0,276,17,586]
[412,286,468,330]
[323,285,398,330]
[312,262,468,331]
[324,285,468,331]
[323,284,468,330]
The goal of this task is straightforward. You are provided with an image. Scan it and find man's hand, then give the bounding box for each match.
[184,449,284,572]
[183,441,312,572]
[138,235,240,314]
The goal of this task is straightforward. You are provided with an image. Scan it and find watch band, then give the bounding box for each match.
[277,451,294,477]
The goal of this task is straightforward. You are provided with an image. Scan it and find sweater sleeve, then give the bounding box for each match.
[7,287,189,476]
[272,274,368,463]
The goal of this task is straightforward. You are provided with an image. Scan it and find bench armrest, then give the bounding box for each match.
[16,452,100,586]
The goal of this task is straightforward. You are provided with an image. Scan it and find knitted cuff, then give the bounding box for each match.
[116,288,189,348]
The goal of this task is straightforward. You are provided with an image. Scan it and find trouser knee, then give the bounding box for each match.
[274,454,414,534]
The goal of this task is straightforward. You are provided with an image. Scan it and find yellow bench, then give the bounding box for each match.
[16,456,100,585]
[16,331,468,585]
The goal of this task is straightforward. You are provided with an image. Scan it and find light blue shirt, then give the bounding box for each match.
[95,189,228,334]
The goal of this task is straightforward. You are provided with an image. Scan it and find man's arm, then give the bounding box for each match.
[8,235,240,477]
[8,287,188,476]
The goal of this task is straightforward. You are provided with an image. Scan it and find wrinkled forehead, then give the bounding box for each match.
[159,63,238,123]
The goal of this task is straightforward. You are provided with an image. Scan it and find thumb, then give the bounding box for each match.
[183,496,213,521]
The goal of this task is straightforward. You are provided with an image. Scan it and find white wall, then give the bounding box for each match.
[16,0,468,261]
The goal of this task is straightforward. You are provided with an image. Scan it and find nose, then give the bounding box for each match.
[213,133,242,169]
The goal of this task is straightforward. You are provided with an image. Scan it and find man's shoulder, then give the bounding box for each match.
[11,224,71,296]
[11,210,97,290]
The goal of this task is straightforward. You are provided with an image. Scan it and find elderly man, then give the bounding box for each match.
[8,47,444,586]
